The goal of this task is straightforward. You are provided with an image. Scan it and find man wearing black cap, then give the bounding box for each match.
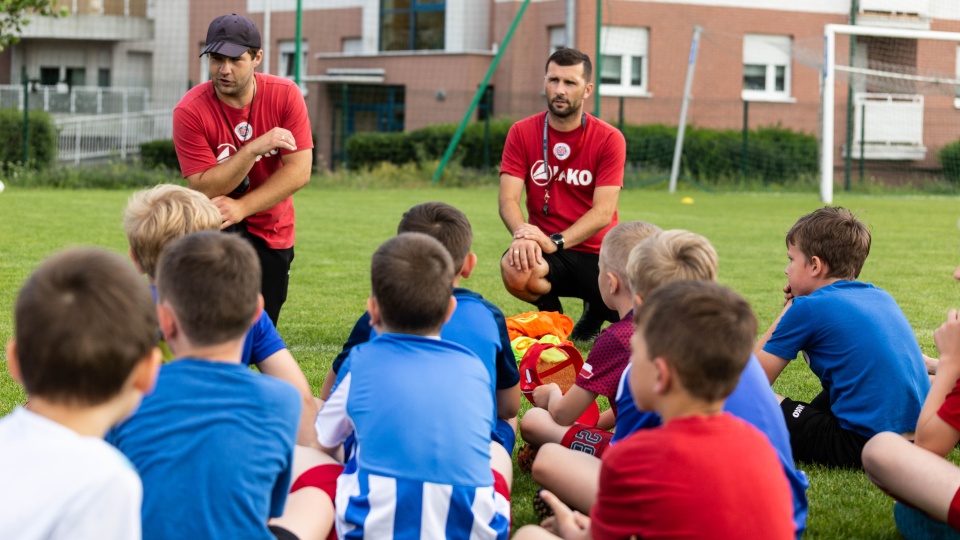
[173,13,312,326]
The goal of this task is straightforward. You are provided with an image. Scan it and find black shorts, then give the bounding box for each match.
[542,249,605,308]
[780,396,871,468]
[269,524,300,540]
[227,225,294,327]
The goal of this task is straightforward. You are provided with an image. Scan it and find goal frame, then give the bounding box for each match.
[821,23,960,203]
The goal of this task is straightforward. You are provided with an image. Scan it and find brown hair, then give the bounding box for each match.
[14,248,157,405]
[785,206,871,279]
[397,202,472,271]
[155,231,260,346]
[600,221,661,281]
[546,48,593,81]
[123,184,221,279]
[634,281,756,402]
[370,232,455,334]
[628,230,719,299]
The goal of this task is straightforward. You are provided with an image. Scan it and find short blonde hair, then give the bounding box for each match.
[627,229,719,299]
[123,184,221,278]
[600,221,661,280]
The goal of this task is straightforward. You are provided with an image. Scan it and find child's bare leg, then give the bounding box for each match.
[513,525,562,539]
[863,432,960,523]
[292,444,340,477]
[520,408,572,448]
[268,487,334,540]
[531,443,601,513]
[491,441,514,489]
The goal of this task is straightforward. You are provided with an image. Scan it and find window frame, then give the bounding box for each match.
[379,0,446,52]
[598,26,650,98]
[742,34,794,103]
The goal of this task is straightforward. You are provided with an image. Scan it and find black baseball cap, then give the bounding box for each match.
[200,14,261,58]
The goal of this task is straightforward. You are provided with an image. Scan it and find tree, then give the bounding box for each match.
[0,0,67,51]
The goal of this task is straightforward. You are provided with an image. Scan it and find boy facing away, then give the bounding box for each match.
[519,221,660,458]
[123,183,319,448]
[0,248,161,539]
[107,232,332,540]
[756,206,930,468]
[863,260,960,538]
[515,281,795,540]
[315,233,512,539]
[531,229,808,539]
[321,201,521,452]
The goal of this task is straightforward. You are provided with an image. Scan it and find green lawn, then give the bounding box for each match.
[1,183,958,537]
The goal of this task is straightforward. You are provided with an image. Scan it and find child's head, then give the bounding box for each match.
[369,232,455,335]
[10,248,158,406]
[599,220,661,280]
[630,281,756,408]
[123,184,221,279]
[627,229,719,300]
[155,231,261,347]
[397,202,473,271]
[786,206,870,280]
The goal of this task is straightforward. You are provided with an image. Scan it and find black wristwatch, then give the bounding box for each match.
[550,233,565,252]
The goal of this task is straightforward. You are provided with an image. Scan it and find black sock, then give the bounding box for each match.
[534,293,563,313]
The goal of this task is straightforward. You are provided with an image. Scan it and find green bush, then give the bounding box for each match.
[5,160,181,189]
[0,108,57,171]
[940,139,960,185]
[140,139,180,171]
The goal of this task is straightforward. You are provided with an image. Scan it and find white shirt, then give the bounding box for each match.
[0,407,142,539]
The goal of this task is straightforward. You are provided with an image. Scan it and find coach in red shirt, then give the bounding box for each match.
[499,48,626,341]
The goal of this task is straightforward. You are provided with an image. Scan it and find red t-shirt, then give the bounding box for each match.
[575,312,632,417]
[592,414,795,540]
[499,112,625,254]
[173,73,313,249]
[937,377,960,430]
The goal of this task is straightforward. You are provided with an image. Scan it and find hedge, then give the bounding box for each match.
[0,108,57,171]
[140,139,181,172]
[345,120,818,184]
[940,139,960,185]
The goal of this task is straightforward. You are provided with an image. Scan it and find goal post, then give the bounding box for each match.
[821,23,960,203]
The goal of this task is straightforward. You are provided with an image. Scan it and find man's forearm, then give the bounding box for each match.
[558,205,613,249]
[499,198,527,234]
[235,153,311,217]
[188,147,259,197]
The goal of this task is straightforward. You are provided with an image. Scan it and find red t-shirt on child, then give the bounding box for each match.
[591,413,795,540]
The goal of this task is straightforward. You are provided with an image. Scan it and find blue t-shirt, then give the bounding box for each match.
[763,280,930,437]
[330,288,521,450]
[242,311,287,366]
[107,359,300,540]
[317,334,509,539]
[613,356,809,539]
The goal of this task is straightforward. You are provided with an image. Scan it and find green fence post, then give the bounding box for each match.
[431,0,531,183]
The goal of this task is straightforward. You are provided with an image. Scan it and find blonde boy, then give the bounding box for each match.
[519,221,660,459]
[0,248,161,539]
[515,281,794,540]
[122,184,319,448]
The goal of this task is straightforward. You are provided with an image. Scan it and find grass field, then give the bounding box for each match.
[1,182,959,537]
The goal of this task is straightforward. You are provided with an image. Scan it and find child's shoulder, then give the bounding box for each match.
[453,287,506,317]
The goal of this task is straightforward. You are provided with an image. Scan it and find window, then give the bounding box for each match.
[342,37,363,54]
[279,41,308,81]
[599,26,649,97]
[549,26,566,55]
[955,45,960,108]
[742,34,792,101]
[380,0,445,51]
[98,68,111,87]
[39,67,60,85]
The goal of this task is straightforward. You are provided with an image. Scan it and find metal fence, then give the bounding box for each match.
[55,110,173,165]
[0,85,151,115]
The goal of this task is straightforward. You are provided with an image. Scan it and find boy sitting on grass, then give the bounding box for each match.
[123,183,319,448]
[321,202,521,452]
[316,233,511,539]
[0,248,161,539]
[514,281,795,540]
[862,260,960,538]
[108,232,335,540]
[519,221,660,461]
[756,206,930,468]
[529,229,808,539]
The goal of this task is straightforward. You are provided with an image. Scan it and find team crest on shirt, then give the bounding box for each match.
[553,142,571,160]
[235,122,254,142]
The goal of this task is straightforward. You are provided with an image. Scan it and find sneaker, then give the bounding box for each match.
[532,488,555,521]
[570,300,619,342]
[517,443,538,474]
